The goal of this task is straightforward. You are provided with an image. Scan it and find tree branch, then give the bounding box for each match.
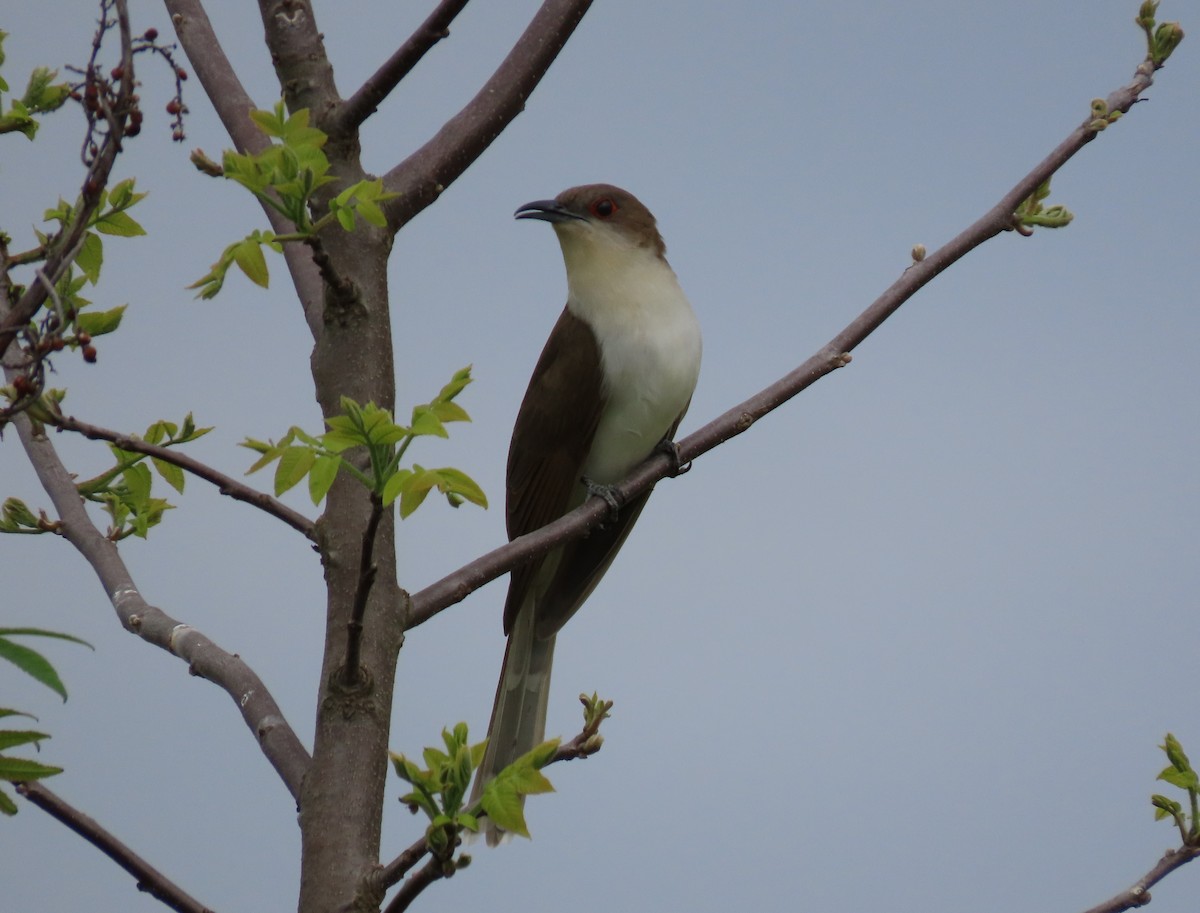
[15,780,216,913]
[163,0,326,336]
[382,0,593,230]
[11,414,312,800]
[405,50,1165,631]
[48,412,318,541]
[332,0,472,135]
[1080,845,1200,913]
[382,855,445,913]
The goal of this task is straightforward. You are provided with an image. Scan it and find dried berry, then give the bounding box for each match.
[166,99,181,115]
[144,27,158,41]
[82,345,98,363]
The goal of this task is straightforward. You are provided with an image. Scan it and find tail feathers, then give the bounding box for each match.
[470,604,556,845]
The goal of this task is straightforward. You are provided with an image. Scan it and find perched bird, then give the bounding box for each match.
[471,184,702,842]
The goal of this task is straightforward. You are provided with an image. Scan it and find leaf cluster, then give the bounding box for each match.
[390,723,487,857]
[188,102,397,298]
[68,414,211,540]
[0,32,71,140]
[242,367,486,518]
[1152,733,1200,845]
[390,723,559,848]
[0,628,92,815]
[1013,178,1073,233]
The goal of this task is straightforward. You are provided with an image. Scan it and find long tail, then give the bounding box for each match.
[470,601,556,845]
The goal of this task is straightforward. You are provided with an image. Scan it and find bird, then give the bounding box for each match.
[470,183,702,843]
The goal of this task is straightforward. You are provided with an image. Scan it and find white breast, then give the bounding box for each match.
[564,246,702,484]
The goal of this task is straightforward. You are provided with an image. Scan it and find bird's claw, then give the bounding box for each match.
[657,439,691,477]
[582,477,622,523]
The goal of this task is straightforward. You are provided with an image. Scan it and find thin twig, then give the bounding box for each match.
[382,855,445,913]
[405,51,1163,631]
[15,780,216,913]
[1079,845,1200,913]
[334,0,472,134]
[49,413,317,541]
[0,0,135,359]
[382,0,594,230]
[341,495,384,686]
[10,413,312,799]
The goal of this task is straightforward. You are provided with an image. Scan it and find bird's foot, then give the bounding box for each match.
[582,476,622,524]
[657,439,691,477]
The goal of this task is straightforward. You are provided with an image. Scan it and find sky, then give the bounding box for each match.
[2,1,1199,911]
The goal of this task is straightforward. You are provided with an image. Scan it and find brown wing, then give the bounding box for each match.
[503,307,606,634]
[529,407,689,640]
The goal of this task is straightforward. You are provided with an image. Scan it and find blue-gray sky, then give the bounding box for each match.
[3,1,1199,911]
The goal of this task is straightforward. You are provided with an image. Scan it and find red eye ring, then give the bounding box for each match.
[590,197,617,219]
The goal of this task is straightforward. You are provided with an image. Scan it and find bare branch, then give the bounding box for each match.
[333,0,472,135]
[49,412,317,541]
[382,0,593,230]
[164,0,326,336]
[1080,846,1200,913]
[11,414,312,799]
[406,52,1164,631]
[15,780,216,913]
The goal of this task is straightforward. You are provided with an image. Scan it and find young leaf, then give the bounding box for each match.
[75,305,126,337]
[0,639,68,700]
[274,446,316,496]
[0,756,64,781]
[0,730,50,751]
[308,453,341,504]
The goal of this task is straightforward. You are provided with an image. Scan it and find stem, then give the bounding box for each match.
[341,494,384,686]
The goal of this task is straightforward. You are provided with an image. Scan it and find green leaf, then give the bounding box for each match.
[0,756,63,781]
[308,453,341,504]
[76,232,103,283]
[92,210,146,238]
[409,407,448,439]
[434,467,488,509]
[274,446,315,496]
[1157,766,1200,791]
[0,730,50,751]
[122,462,153,505]
[232,236,270,288]
[0,638,67,700]
[381,468,412,508]
[151,457,186,494]
[75,305,126,338]
[0,628,92,648]
[0,788,16,816]
[399,468,439,519]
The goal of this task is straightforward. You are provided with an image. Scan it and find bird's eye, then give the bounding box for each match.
[590,198,617,219]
